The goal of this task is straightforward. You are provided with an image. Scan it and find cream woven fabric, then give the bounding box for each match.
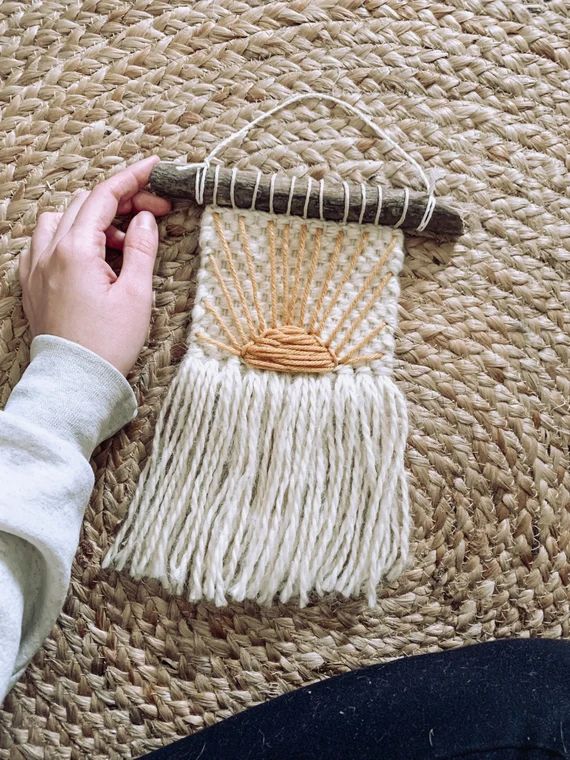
[191,207,403,371]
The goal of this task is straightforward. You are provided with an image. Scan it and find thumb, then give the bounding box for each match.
[119,210,158,292]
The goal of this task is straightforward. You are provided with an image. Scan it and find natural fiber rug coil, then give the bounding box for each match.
[0,1,569,758]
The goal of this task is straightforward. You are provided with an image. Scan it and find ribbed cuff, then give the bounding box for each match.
[4,335,138,459]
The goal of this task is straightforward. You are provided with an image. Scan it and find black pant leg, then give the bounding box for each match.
[139,638,570,760]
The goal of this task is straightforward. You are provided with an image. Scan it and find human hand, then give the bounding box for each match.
[19,155,171,376]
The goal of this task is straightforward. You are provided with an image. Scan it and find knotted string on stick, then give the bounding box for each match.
[149,92,464,238]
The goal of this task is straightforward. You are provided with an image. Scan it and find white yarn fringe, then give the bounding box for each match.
[103,356,410,608]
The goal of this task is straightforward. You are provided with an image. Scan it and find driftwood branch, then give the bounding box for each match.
[149,162,464,238]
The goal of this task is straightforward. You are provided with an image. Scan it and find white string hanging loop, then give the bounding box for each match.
[177,91,437,232]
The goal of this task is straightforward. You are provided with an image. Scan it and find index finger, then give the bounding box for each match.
[71,156,160,235]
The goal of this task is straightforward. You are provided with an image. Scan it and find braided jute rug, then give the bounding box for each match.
[1,1,569,757]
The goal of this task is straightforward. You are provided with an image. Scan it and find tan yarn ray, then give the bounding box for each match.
[298,226,323,327]
[1,1,568,756]
[315,231,370,335]
[212,212,256,335]
[308,229,345,334]
[197,332,241,357]
[238,215,266,332]
[202,299,242,350]
[267,218,278,328]
[288,223,308,324]
[209,254,248,343]
[338,320,386,364]
[281,224,290,322]
[325,233,397,350]
[198,215,394,373]
[332,272,392,356]
[343,351,386,366]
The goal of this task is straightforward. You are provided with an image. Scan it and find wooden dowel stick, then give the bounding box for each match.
[149,162,464,237]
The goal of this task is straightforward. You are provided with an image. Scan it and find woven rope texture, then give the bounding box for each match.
[0,1,569,758]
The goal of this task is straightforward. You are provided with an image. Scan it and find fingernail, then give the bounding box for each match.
[136,211,156,229]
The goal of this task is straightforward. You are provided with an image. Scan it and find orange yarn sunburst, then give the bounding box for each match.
[197,212,398,374]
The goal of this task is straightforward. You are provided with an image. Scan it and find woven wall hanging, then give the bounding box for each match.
[103,94,464,607]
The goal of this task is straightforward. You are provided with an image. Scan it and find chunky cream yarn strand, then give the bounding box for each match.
[103,360,409,607]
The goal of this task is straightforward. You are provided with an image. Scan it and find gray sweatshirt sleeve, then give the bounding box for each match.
[0,334,138,703]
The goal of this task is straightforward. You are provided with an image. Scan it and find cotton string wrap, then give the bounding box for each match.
[172,92,438,234]
[103,93,435,607]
